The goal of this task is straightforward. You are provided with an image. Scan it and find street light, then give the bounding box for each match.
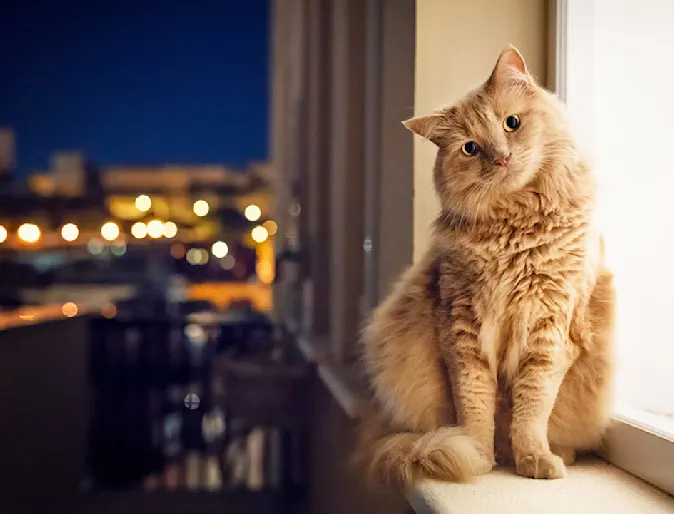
[135,194,152,212]
[244,204,262,222]
[61,223,79,242]
[163,221,178,238]
[18,223,41,243]
[193,200,209,217]
[251,225,268,244]
[212,241,229,258]
[147,219,164,239]
[101,221,120,241]
[131,222,147,239]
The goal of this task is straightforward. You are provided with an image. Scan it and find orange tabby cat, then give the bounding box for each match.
[358,46,615,487]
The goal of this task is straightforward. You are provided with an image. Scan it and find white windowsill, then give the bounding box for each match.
[407,459,674,514]
[295,337,674,514]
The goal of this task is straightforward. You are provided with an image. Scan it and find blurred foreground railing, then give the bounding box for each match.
[86,300,313,512]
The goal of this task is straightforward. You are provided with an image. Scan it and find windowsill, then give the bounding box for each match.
[295,336,674,514]
[407,459,674,514]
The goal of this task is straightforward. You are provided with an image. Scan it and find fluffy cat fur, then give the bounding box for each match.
[356,46,615,488]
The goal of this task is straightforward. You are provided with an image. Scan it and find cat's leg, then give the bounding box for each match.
[510,314,575,479]
[548,269,615,459]
[359,251,492,486]
[444,296,498,468]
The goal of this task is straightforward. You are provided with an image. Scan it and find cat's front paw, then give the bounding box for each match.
[515,452,567,479]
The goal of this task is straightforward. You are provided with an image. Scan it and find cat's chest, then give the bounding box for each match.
[471,247,577,376]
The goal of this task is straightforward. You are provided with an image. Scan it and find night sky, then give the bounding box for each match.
[0,0,269,176]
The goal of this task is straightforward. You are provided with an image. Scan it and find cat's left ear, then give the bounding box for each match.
[489,44,530,88]
[402,114,443,145]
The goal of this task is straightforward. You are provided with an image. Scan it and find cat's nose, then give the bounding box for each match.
[493,153,511,167]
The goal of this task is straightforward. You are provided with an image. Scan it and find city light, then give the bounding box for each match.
[170,242,186,259]
[211,241,229,258]
[61,223,79,242]
[251,225,269,244]
[131,221,147,239]
[221,254,235,270]
[262,220,278,236]
[62,302,78,318]
[163,221,178,238]
[193,199,209,217]
[244,204,262,222]
[0,225,6,243]
[186,248,209,265]
[111,242,127,256]
[147,219,164,238]
[101,221,120,241]
[87,239,104,256]
[18,223,41,243]
[135,194,152,212]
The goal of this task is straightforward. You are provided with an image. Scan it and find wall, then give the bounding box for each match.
[0,318,90,500]
[412,0,548,260]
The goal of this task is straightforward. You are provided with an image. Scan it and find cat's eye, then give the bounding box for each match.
[462,141,479,156]
[503,115,521,132]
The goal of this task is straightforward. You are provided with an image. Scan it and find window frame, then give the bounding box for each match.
[551,0,674,496]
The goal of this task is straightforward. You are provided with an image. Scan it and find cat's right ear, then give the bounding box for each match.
[402,114,443,145]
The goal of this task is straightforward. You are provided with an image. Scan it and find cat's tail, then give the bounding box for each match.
[353,407,491,489]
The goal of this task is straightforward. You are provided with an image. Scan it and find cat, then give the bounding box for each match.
[356,45,615,488]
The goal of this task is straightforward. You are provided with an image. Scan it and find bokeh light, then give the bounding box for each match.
[147,220,164,239]
[135,194,152,212]
[186,248,209,265]
[61,223,79,242]
[101,221,120,241]
[18,223,41,243]
[251,225,268,243]
[262,220,278,236]
[221,254,235,270]
[111,242,127,256]
[0,225,7,243]
[163,221,178,238]
[211,241,229,258]
[170,242,186,259]
[193,200,209,217]
[87,239,104,256]
[131,221,147,239]
[61,302,78,317]
[101,303,117,319]
[244,204,262,222]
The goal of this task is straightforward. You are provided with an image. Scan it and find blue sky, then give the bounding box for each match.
[0,0,269,176]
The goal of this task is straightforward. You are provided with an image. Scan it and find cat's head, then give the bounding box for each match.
[405,45,576,219]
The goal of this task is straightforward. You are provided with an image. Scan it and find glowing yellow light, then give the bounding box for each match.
[262,220,278,236]
[131,221,147,239]
[244,204,262,222]
[135,194,152,212]
[0,225,7,243]
[211,241,229,258]
[147,219,164,238]
[251,225,268,243]
[186,248,209,265]
[62,302,78,317]
[61,223,79,242]
[163,221,178,238]
[18,223,41,243]
[193,200,209,217]
[257,261,274,284]
[101,221,120,241]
